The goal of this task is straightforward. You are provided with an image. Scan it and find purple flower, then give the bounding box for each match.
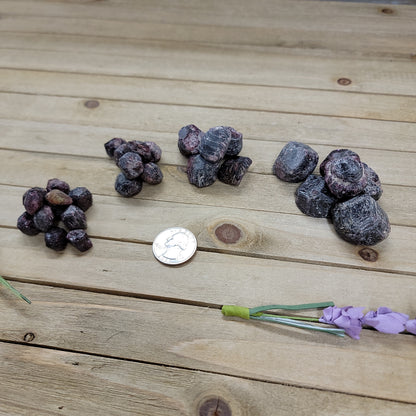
[362,307,408,334]
[319,306,364,339]
[405,319,416,335]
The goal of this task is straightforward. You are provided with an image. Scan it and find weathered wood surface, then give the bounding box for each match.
[0,0,415,414]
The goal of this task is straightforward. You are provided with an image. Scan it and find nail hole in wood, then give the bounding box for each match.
[23,332,35,342]
[84,100,100,109]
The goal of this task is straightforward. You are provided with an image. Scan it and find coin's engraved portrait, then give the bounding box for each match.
[161,230,189,260]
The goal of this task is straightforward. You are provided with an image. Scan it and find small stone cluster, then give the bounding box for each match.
[104,138,163,197]
[178,125,252,188]
[273,141,390,246]
[17,178,93,252]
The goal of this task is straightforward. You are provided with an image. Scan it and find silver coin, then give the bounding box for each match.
[152,227,197,265]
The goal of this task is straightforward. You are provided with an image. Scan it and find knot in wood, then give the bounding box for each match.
[199,397,231,416]
[358,247,379,262]
[337,78,352,86]
[215,223,242,244]
[84,99,100,109]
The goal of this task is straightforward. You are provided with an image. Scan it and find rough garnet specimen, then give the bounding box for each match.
[332,194,390,246]
[69,187,93,211]
[273,141,319,182]
[319,149,357,176]
[144,141,162,163]
[61,205,87,230]
[33,205,55,232]
[113,143,132,164]
[23,187,46,215]
[178,124,202,157]
[104,137,126,158]
[224,127,243,157]
[295,175,336,218]
[117,152,144,179]
[217,156,252,186]
[17,212,40,236]
[115,173,143,197]
[44,227,68,251]
[46,178,70,194]
[45,189,73,206]
[323,151,367,199]
[67,229,93,252]
[198,126,232,163]
[141,162,163,185]
[187,154,220,188]
[363,163,383,200]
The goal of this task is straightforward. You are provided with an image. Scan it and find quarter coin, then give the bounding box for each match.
[152,227,197,265]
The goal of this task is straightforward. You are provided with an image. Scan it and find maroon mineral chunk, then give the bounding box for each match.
[217,156,252,186]
[141,162,163,185]
[46,178,70,194]
[45,189,73,206]
[187,154,220,188]
[113,143,132,164]
[17,212,41,236]
[295,174,337,218]
[323,150,367,199]
[67,229,93,252]
[33,205,55,232]
[178,124,202,157]
[319,149,357,176]
[144,141,162,163]
[224,127,243,157]
[332,194,390,246]
[273,141,319,183]
[114,172,143,197]
[117,151,144,179]
[61,205,87,230]
[198,126,232,163]
[104,137,127,158]
[23,187,46,215]
[362,163,383,200]
[69,187,93,211]
[44,227,68,251]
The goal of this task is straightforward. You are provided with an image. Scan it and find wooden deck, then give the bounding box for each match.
[0,1,415,414]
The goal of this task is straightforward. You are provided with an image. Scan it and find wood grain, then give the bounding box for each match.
[1,33,416,97]
[1,342,415,416]
[1,69,416,122]
[0,283,415,404]
[1,0,416,57]
[1,0,415,412]
[1,227,415,314]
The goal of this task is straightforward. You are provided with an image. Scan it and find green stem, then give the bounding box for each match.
[251,315,345,337]
[0,276,31,304]
[249,301,334,315]
[255,313,320,322]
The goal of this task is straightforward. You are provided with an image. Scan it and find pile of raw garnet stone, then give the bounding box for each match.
[17,178,93,252]
[273,141,390,246]
[104,138,163,197]
[178,124,252,187]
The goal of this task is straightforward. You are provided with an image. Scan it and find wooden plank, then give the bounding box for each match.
[1,69,416,122]
[0,283,415,403]
[1,0,415,56]
[1,33,416,97]
[2,180,415,275]
[1,227,415,314]
[1,92,416,158]
[1,343,414,416]
[0,144,414,228]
